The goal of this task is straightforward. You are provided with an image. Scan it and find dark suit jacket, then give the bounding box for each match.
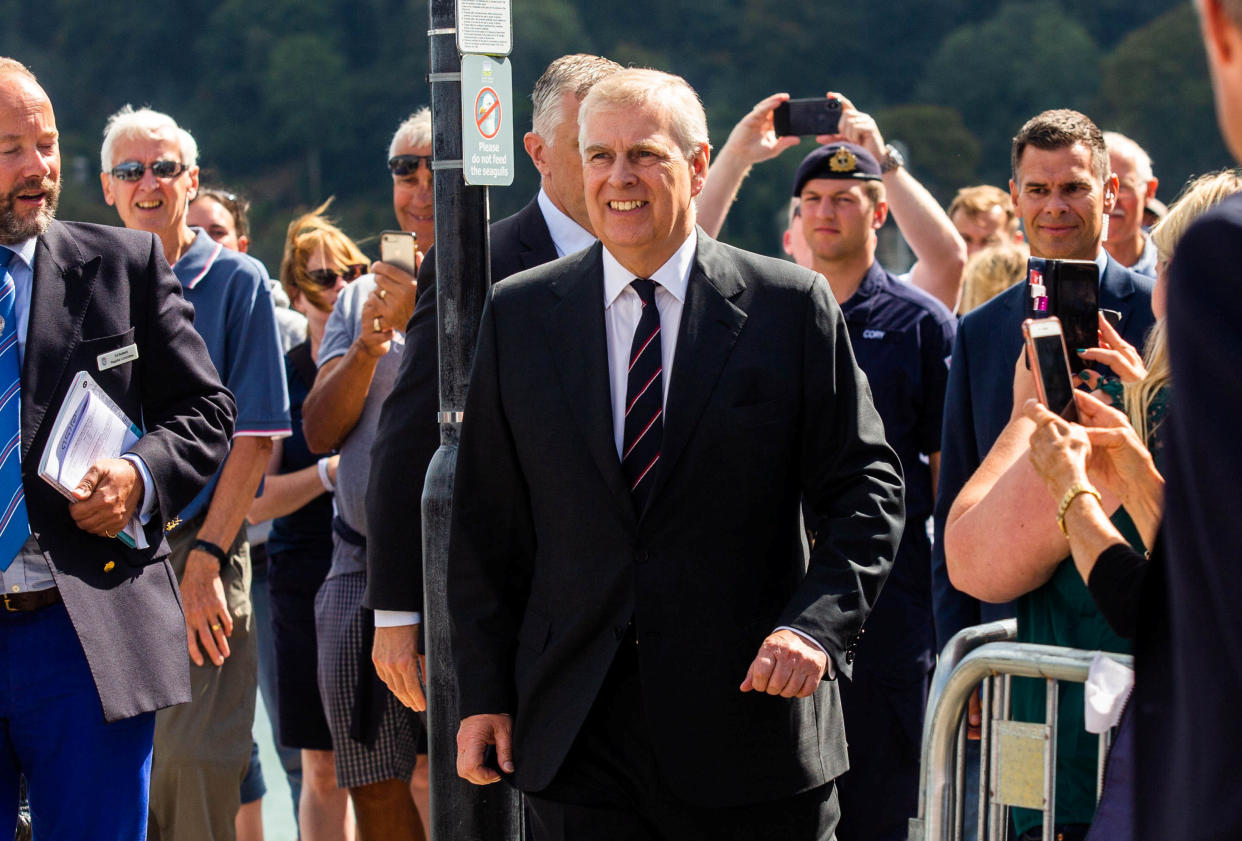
[931,255,1154,649]
[1136,196,1242,839]
[26,221,234,721]
[447,233,904,806]
[364,196,558,611]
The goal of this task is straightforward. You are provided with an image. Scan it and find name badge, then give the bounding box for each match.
[862,329,886,340]
[97,343,139,371]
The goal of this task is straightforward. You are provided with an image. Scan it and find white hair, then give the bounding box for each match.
[388,107,432,160]
[1104,130,1155,184]
[578,68,710,162]
[100,105,198,173]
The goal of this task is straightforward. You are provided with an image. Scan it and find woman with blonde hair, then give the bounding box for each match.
[957,241,1029,315]
[248,199,369,841]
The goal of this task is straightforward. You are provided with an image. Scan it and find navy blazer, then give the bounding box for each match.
[931,255,1155,649]
[364,196,559,612]
[1137,195,1242,839]
[27,221,234,721]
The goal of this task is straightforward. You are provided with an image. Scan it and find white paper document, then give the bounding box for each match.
[38,371,148,549]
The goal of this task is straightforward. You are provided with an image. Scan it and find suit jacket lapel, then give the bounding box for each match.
[23,222,97,461]
[645,234,747,513]
[545,245,634,518]
[1099,254,1138,332]
[518,198,558,271]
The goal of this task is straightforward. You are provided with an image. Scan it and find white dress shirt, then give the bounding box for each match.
[602,233,695,458]
[536,188,596,258]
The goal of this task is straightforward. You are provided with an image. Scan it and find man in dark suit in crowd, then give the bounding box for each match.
[935,109,1154,839]
[0,58,233,839]
[448,68,903,841]
[365,53,622,708]
[1137,1,1242,836]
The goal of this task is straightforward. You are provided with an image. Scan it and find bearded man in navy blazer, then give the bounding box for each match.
[447,68,904,841]
[0,59,233,839]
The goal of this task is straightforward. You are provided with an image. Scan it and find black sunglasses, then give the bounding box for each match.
[388,155,432,176]
[109,160,188,182]
[305,263,368,289]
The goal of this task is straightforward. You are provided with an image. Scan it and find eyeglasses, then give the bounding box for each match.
[388,155,432,177]
[305,263,369,288]
[109,160,188,182]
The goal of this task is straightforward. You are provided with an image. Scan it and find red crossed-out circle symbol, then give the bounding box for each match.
[475,87,501,139]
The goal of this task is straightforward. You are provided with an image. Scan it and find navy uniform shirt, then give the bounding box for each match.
[836,261,956,672]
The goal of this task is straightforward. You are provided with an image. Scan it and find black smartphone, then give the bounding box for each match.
[1026,258,1099,351]
[1023,317,1079,422]
[774,97,843,137]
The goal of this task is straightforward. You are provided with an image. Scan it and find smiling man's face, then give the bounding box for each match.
[101,130,198,242]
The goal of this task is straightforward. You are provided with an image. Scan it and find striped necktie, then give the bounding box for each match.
[0,246,28,570]
[622,278,663,513]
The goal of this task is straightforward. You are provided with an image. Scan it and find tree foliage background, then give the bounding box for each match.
[3,0,1223,269]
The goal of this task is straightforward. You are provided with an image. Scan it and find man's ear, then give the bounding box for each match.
[782,229,795,257]
[688,143,711,198]
[100,172,115,207]
[523,132,551,177]
[237,235,250,254]
[1145,177,1160,201]
[872,200,889,230]
[1103,174,1120,214]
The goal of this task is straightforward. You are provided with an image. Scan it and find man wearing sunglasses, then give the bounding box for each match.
[364,53,624,715]
[100,105,291,841]
[389,108,436,250]
[0,59,235,840]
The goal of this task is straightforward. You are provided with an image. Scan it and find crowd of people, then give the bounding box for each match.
[5,1,1242,839]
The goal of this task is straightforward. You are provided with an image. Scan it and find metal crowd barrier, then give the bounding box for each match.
[908,621,1132,841]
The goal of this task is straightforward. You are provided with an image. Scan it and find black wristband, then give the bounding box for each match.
[191,539,229,569]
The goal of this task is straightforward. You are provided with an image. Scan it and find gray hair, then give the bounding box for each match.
[578,68,711,162]
[530,54,623,145]
[101,105,198,174]
[1103,131,1155,184]
[388,106,432,160]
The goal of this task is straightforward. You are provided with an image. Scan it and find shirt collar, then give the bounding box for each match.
[173,228,224,290]
[536,188,595,257]
[5,237,36,271]
[840,261,889,322]
[1093,247,1108,278]
[602,229,696,308]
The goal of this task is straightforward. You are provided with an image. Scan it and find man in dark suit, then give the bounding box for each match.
[0,59,233,839]
[1136,1,1242,837]
[934,109,1154,838]
[365,53,622,708]
[449,68,903,841]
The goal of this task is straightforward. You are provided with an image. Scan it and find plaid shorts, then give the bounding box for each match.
[315,566,419,788]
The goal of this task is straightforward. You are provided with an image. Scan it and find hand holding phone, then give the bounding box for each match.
[774,97,843,137]
[380,230,418,275]
[1023,316,1079,422]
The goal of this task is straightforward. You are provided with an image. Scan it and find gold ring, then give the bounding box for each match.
[378,288,387,300]
[104,530,115,538]
[211,623,222,632]
[373,316,383,333]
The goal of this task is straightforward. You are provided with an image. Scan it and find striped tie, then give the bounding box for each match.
[0,247,27,570]
[622,278,663,513]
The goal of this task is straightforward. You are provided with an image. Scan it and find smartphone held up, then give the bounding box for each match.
[774,97,843,137]
[1023,316,1079,423]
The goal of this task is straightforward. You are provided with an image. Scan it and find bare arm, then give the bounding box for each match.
[695,93,801,238]
[246,439,338,523]
[303,350,380,454]
[830,94,966,311]
[182,435,274,666]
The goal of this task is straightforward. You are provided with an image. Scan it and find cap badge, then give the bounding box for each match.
[829,147,857,173]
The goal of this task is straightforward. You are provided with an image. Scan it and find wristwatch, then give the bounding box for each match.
[880,143,905,174]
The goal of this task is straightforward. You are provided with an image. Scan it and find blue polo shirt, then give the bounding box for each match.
[838,262,956,672]
[173,229,291,521]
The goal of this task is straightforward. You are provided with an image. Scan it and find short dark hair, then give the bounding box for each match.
[1011,109,1108,185]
